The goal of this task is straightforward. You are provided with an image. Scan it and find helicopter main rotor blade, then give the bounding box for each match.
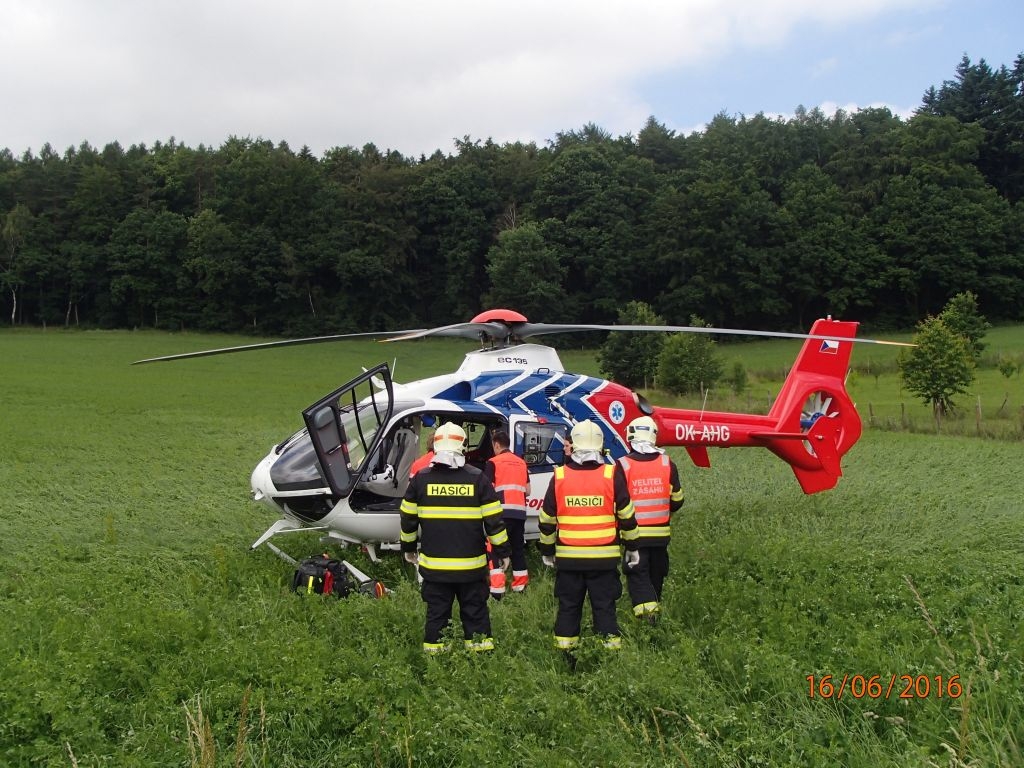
[381,322,513,342]
[133,313,911,365]
[131,330,427,364]
[514,323,915,347]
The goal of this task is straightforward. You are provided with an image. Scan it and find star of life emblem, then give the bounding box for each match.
[609,400,626,424]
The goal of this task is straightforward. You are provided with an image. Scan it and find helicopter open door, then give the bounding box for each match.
[302,363,394,499]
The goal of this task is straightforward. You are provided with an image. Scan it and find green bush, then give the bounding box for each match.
[597,300,665,389]
[656,317,724,396]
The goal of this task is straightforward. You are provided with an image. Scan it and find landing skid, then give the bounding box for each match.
[250,518,327,550]
[251,518,399,595]
[266,542,298,566]
[314,535,403,564]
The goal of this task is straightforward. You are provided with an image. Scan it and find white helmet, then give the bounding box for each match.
[626,416,658,445]
[570,420,604,452]
[432,422,467,454]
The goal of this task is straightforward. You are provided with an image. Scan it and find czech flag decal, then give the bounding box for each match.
[819,339,840,355]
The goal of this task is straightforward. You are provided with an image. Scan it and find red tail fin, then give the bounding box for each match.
[757,319,862,492]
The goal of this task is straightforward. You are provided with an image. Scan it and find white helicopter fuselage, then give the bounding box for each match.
[247,343,628,556]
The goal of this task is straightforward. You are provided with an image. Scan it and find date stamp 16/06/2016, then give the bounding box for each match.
[807,674,963,701]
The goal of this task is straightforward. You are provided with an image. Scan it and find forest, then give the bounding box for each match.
[2,53,1023,337]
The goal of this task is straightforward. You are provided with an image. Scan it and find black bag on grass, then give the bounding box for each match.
[291,554,354,597]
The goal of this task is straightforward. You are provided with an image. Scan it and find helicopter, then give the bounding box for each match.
[134,308,910,564]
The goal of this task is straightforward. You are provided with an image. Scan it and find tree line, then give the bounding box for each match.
[2,53,1023,337]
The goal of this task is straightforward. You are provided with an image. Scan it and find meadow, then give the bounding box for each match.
[0,328,1021,767]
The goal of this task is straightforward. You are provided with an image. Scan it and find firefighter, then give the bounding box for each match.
[401,422,510,653]
[618,416,684,624]
[483,429,530,599]
[539,419,640,656]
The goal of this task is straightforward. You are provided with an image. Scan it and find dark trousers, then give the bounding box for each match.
[554,568,623,639]
[624,546,670,608]
[489,517,527,572]
[421,578,491,643]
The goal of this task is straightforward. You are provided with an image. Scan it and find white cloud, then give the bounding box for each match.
[817,100,918,121]
[0,0,950,157]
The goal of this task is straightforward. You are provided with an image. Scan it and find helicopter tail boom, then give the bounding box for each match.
[647,318,862,493]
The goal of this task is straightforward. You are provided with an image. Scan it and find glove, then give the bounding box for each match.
[500,557,511,572]
[541,555,555,568]
[625,549,640,569]
[403,551,418,564]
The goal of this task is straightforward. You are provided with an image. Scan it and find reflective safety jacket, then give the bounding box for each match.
[538,459,638,570]
[618,452,684,547]
[400,464,509,582]
[485,449,529,521]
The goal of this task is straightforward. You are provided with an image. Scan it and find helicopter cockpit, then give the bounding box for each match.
[351,412,509,508]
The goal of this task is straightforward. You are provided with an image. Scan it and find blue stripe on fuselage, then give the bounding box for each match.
[432,371,601,418]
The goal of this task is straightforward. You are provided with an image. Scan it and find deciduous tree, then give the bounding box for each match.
[597,300,664,389]
[898,316,975,417]
[2,203,32,323]
[483,222,565,319]
[656,316,724,396]
[937,290,989,361]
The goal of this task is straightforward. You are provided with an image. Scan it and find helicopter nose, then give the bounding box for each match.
[250,452,279,508]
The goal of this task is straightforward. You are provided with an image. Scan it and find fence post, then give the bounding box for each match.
[976,396,982,436]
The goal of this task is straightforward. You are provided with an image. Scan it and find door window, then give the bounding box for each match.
[302,364,393,497]
[515,422,570,468]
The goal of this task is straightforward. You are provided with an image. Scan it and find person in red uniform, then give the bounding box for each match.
[401,422,509,653]
[408,449,434,479]
[539,420,640,656]
[483,429,530,599]
[617,416,684,624]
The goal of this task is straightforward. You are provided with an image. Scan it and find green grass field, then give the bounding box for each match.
[1,328,1022,767]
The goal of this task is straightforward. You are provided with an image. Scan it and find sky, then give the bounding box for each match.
[2,0,1022,159]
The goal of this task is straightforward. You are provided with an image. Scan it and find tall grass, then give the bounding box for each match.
[0,328,1021,766]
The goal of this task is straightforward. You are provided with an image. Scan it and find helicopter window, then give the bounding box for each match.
[515,422,570,468]
[356,417,420,499]
[339,401,387,470]
[463,422,489,455]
